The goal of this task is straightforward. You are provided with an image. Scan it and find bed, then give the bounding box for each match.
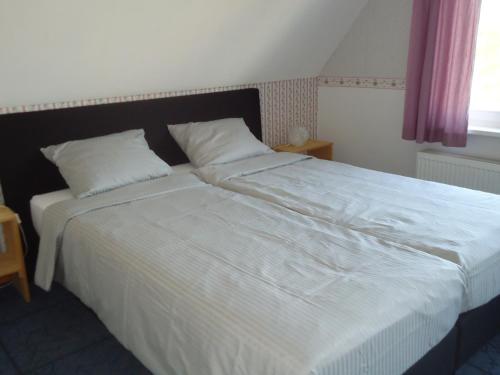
[194,151,500,364]
[36,171,464,375]
[0,89,468,374]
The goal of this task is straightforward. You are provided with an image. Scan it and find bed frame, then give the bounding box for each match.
[0,88,497,374]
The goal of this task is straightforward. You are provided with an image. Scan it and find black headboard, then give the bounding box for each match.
[0,88,261,272]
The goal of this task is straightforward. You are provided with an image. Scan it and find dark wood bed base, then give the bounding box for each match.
[456,294,500,366]
[0,88,497,374]
[405,326,457,375]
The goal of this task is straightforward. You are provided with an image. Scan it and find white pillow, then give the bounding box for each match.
[41,129,172,198]
[167,118,272,167]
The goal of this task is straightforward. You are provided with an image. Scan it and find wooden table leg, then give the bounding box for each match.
[1,219,31,302]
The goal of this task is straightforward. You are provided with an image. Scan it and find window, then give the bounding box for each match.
[469,0,500,135]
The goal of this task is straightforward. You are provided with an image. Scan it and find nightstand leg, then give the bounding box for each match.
[14,270,31,303]
[7,220,31,303]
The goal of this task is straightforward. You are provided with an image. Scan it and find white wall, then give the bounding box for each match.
[0,0,367,109]
[319,87,417,176]
[319,87,500,177]
[318,0,500,177]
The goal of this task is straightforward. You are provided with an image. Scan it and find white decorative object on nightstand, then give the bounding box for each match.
[288,127,310,146]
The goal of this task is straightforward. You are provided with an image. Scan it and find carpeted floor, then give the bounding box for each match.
[0,283,499,374]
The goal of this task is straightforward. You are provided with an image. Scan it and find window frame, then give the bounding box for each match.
[468,110,500,137]
[468,0,500,137]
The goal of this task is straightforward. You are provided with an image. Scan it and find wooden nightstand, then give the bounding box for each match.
[273,139,333,160]
[0,206,30,302]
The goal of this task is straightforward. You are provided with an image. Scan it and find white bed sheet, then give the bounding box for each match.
[36,173,464,375]
[30,189,73,235]
[30,163,194,234]
[196,152,500,311]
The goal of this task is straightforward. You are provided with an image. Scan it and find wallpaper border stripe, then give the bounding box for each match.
[318,76,406,90]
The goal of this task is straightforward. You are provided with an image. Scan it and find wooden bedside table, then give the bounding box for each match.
[0,206,30,302]
[273,139,333,160]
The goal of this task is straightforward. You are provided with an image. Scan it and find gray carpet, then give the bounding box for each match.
[0,283,498,374]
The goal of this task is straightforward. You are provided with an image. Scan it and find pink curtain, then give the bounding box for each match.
[402,0,482,147]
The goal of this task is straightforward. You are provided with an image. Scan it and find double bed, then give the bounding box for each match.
[35,172,463,375]
[0,88,497,374]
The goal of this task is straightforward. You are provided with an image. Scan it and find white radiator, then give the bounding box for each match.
[417,150,500,194]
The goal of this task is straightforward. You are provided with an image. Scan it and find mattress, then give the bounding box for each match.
[30,163,194,234]
[196,152,500,311]
[35,173,464,375]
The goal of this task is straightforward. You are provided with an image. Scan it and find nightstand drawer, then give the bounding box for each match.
[273,139,333,160]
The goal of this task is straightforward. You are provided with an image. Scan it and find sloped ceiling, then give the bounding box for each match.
[0,0,367,108]
[321,0,412,78]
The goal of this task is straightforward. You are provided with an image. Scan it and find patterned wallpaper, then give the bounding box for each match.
[0,77,318,147]
[256,78,318,146]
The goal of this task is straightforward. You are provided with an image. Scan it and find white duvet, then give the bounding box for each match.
[196,152,500,311]
[35,173,464,375]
